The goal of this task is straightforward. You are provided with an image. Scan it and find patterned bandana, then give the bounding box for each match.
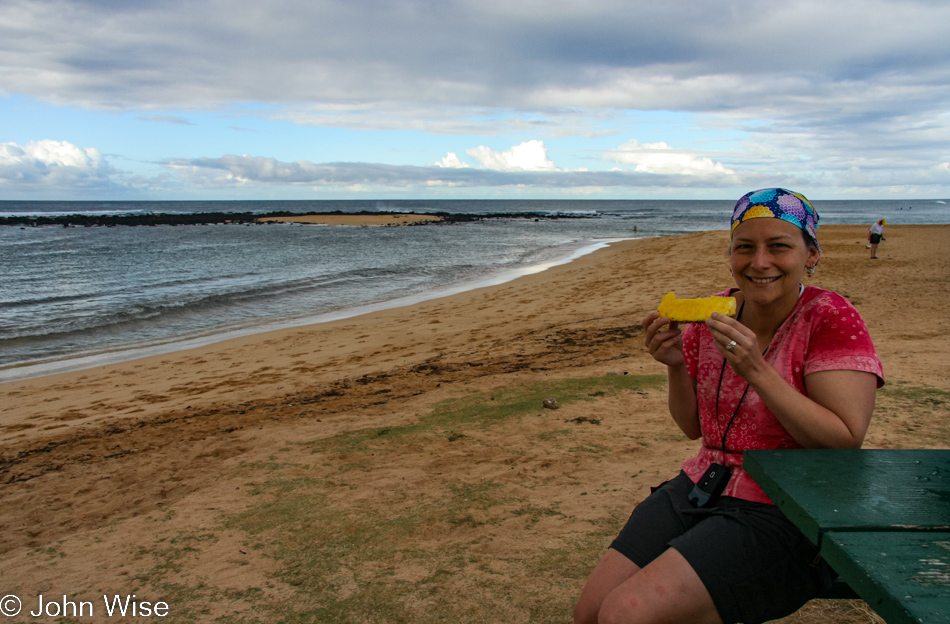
[730,188,821,254]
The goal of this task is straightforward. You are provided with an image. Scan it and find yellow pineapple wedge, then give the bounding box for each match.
[657,292,736,322]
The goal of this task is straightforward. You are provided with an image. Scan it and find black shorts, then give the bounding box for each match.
[870,233,882,244]
[609,472,834,624]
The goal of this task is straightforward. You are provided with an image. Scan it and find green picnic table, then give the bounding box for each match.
[744,449,950,624]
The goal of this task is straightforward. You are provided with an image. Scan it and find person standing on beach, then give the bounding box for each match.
[868,219,886,259]
[574,188,883,624]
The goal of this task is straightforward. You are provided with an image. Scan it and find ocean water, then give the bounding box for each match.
[1,199,946,381]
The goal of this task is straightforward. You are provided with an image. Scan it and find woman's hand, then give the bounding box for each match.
[704,312,769,381]
[706,313,877,448]
[642,311,701,439]
[642,311,685,368]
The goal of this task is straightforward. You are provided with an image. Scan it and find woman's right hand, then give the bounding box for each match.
[642,311,685,368]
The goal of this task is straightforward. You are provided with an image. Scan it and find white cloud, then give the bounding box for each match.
[606,140,736,177]
[0,140,115,187]
[466,140,557,171]
[434,152,469,168]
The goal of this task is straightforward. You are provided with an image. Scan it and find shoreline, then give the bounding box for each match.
[3,223,946,438]
[0,236,629,383]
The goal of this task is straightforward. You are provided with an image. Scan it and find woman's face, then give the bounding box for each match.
[729,218,819,307]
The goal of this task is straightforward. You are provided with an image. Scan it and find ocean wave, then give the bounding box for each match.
[0,264,442,342]
[541,209,601,217]
[0,208,156,218]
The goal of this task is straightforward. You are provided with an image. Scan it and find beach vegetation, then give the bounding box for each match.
[305,374,665,456]
[220,478,615,623]
[33,542,66,560]
[878,381,949,405]
[568,443,610,454]
[537,428,572,440]
[873,382,950,445]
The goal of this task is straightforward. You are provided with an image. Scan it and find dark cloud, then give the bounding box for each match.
[3,0,948,114]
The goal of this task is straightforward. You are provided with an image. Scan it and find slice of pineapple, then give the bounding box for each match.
[657,292,736,322]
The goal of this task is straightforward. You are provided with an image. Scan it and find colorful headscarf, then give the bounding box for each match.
[731,188,821,254]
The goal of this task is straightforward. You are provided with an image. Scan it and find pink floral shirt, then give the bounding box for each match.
[681,286,884,504]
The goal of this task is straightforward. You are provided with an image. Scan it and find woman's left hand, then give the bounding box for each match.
[705,313,767,380]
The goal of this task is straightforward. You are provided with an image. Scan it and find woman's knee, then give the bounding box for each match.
[597,589,633,624]
[592,549,723,624]
[574,549,641,624]
[573,595,599,624]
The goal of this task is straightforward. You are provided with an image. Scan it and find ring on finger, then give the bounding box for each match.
[725,340,738,352]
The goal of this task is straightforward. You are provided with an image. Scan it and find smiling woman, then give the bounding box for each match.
[576,188,885,624]
[728,218,820,332]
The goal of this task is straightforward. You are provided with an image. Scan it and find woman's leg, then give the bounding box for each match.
[597,548,723,624]
[574,549,641,624]
[576,473,702,623]
[870,242,878,258]
[575,548,722,624]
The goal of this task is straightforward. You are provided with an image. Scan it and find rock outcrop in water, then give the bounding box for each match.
[1,210,587,227]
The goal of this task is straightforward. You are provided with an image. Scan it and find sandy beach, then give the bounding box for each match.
[1,224,947,623]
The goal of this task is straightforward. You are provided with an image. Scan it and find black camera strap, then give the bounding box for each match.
[714,359,752,452]
[714,301,771,451]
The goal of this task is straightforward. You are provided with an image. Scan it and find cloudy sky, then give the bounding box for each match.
[1,0,949,200]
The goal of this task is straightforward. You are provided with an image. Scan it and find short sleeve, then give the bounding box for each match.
[803,293,884,386]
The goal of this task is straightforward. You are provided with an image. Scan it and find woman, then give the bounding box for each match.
[868,219,886,259]
[574,188,883,624]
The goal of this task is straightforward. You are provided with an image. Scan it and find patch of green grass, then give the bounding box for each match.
[511,504,564,528]
[878,382,950,405]
[446,480,502,508]
[33,542,66,560]
[307,374,665,455]
[568,443,610,455]
[125,532,234,622]
[133,533,204,579]
[537,428,571,441]
[235,459,296,475]
[875,382,950,445]
[565,416,601,425]
[222,482,495,622]
[219,479,618,623]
